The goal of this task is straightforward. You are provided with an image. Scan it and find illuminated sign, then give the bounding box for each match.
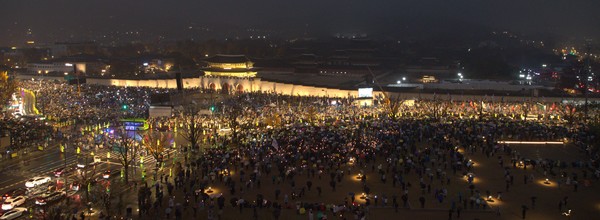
[121,119,148,131]
[358,88,373,98]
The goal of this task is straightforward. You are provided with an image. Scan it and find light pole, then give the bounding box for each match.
[61,142,68,196]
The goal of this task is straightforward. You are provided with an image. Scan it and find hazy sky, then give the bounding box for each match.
[1,0,599,45]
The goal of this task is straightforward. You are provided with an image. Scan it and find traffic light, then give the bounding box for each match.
[210,105,216,112]
[121,104,128,110]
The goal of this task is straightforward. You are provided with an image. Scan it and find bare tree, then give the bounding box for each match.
[141,130,168,172]
[421,98,443,120]
[113,128,138,184]
[304,106,318,124]
[382,95,403,121]
[559,104,577,125]
[0,71,18,108]
[179,105,203,151]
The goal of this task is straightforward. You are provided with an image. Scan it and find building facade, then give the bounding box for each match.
[201,55,257,78]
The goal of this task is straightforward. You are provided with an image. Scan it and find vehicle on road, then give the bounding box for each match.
[1,189,26,201]
[0,207,27,220]
[25,176,51,188]
[1,196,26,210]
[77,156,101,169]
[53,167,74,177]
[102,170,111,179]
[68,181,80,192]
[35,191,66,205]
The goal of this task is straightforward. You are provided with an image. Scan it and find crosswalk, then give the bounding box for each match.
[3,154,78,176]
[104,148,178,169]
[1,146,179,182]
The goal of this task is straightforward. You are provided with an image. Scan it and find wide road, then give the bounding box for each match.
[0,142,174,193]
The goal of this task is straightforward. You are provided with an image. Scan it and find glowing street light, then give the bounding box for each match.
[360,193,367,199]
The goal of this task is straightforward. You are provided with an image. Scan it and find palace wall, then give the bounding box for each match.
[18,74,600,103]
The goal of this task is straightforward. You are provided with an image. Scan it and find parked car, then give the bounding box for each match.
[1,189,26,201]
[25,176,51,188]
[35,191,66,205]
[0,207,27,220]
[1,196,26,210]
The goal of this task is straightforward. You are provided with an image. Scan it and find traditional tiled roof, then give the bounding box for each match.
[204,55,250,64]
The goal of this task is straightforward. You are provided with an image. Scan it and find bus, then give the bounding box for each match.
[120,118,149,131]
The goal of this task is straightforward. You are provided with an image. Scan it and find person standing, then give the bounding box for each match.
[165,207,172,219]
[558,200,563,212]
[393,195,399,212]
[496,206,501,216]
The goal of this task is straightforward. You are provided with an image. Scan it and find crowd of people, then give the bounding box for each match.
[129,90,600,219]
[11,81,600,219]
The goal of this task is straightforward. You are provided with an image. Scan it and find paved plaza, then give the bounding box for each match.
[107,139,597,220]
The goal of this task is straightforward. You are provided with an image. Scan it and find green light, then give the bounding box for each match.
[210,105,216,112]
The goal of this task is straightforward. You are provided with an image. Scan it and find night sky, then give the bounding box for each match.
[1,0,599,45]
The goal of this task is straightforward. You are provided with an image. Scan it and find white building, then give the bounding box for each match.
[27,61,86,75]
